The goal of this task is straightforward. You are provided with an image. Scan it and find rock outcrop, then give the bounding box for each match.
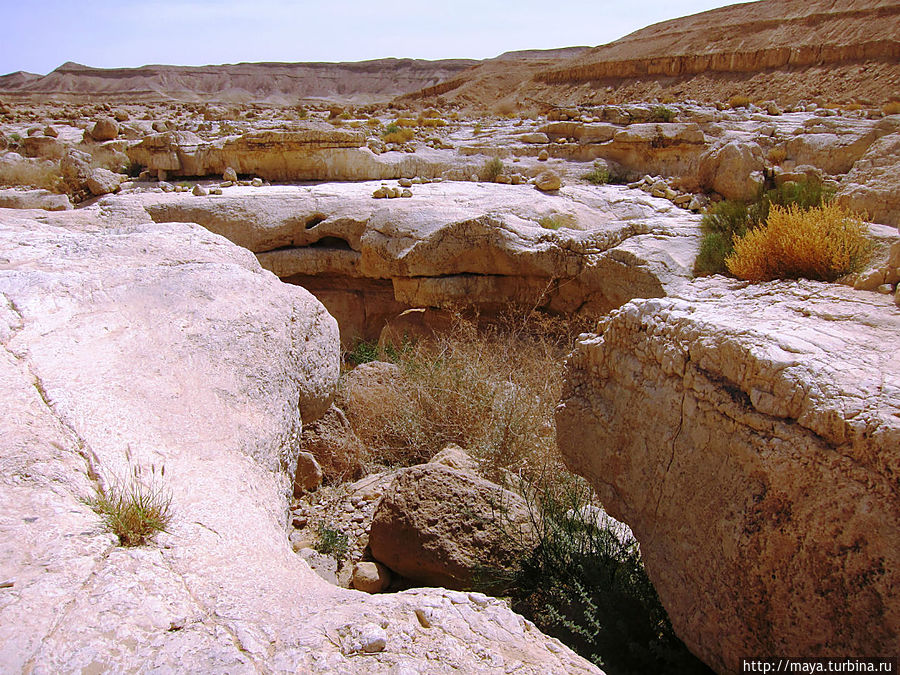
[556,279,900,674]
[127,182,701,343]
[0,206,598,673]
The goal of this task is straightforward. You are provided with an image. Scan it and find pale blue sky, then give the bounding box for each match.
[1,0,741,75]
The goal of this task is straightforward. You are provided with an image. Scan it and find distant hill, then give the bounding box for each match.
[404,0,900,109]
[0,58,479,104]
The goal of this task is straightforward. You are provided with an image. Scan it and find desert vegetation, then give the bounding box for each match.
[693,178,855,278]
[88,459,171,547]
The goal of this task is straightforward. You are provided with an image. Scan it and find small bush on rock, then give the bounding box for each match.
[381,124,414,144]
[726,203,873,282]
[315,523,350,563]
[583,164,610,185]
[649,105,676,122]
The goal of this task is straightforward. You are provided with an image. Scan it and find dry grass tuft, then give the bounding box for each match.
[339,313,586,484]
[381,124,415,144]
[728,95,751,109]
[883,101,900,115]
[0,154,66,192]
[89,460,172,546]
[725,203,873,282]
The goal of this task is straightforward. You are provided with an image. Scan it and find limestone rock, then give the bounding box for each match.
[837,131,900,226]
[520,132,550,144]
[86,168,123,196]
[90,116,119,141]
[293,451,324,496]
[191,184,208,196]
[428,444,479,473]
[698,141,764,200]
[351,561,391,593]
[300,404,365,483]
[223,166,238,182]
[59,148,92,192]
[0,188,71,211]
[535,170,561,192]
[556,279,900,674]
[368,463,535,590]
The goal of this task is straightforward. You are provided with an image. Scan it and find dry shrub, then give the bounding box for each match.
[339,313,585,484]
[394,117,417,128]
[381,125,415,144]
[728,95,751,109]
[767,146,787,165]
[417,117,448,128]
[0,154,65,191]
[883,101,900,115]
[725,203,873,282]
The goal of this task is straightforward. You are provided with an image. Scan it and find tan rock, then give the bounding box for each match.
[535,170,561,191]
[293,451,323,496]
[368,463,534,590]
[698,141,765,200]
[428,444,479,473]
[557,279,900,674]
[223,166,238,182]
[90,116,119,141]
[0,188,71,211]
[837,131,900,227]
[351,562,391,593]
[86,168,123,196]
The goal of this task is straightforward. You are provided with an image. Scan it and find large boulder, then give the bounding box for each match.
[90,116,119,141]
[369,463,535,590]
[556,279,900,674]
[698,141,765,200]
[0,206,597,673]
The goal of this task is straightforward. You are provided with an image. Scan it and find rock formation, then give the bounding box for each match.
[556,278,900,674]
[123,182,701,343]
[0,206,598,673]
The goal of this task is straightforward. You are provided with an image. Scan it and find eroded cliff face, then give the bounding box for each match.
[0,206,599,673]
[556,279,900,674]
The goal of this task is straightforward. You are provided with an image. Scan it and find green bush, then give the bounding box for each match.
[583,164,610,185]
[539,215,563,230]
[649,105,676,123]
[315,524,350,563]
[482,157,504,182]
[506,481,712,675]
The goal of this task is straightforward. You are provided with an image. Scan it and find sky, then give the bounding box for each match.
[1,0,741,76]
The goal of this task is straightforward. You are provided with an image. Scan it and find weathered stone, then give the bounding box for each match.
[0,188,71,211]
[86,168,123,196]
[90,116,119,141]
[351,562,391,593]
[191,184,208,196]
[223,166,238,182]
[535,170,561,191]
[368,463,534,590]
[557,279,900,674]
[293,451,324,495]
[698,141,765,200]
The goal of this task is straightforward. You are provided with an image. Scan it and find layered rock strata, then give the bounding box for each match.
[556,279,900,674]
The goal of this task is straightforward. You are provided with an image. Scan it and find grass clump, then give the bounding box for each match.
[340,313,583,482]
[539,215,563,230]
[728,95,751,109]
[482,157,504,182]
[315,524,350,563]
[89,460,172,547]
[505,480,712,675]
[583,163,610,185]
[726,203,872,282]
[882,101,900,115]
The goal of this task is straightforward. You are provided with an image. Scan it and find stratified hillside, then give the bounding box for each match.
[0,58,479,104]
[404,0,900,110]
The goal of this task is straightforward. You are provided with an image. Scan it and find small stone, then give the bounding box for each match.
[537,149,549,161]
[43,125,58,138]
[152,121,169,133]
[209,188,223,195]
[293,451,323,496]
[535,171,561,192]
[292,515,308,529]
[223,167,238,182]
[337,622,387,654]
[373,188,386,199]
[398,178,413,187]
[351,561,391,593]
[86,168,123,196]
[251,177,263,187]
[400,189,412,198]
[192,184,208,196]
[495,174,511,184]
[158,181,174,193]
[875,284,894,295]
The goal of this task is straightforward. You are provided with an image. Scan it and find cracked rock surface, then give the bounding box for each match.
[556,277,900,674]
[0,207,599,673]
